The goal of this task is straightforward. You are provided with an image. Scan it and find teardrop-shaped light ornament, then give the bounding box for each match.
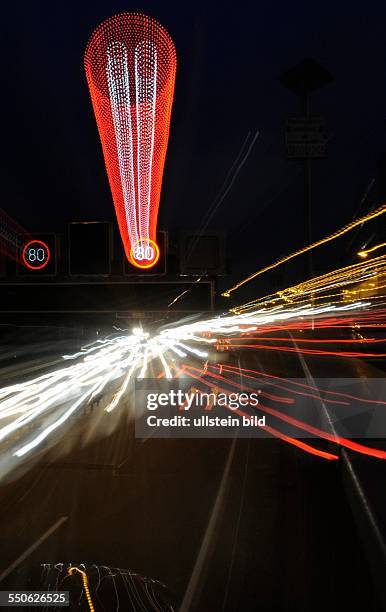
[84,13,176,268]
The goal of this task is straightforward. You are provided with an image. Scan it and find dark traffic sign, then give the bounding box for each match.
[285,116,327,159]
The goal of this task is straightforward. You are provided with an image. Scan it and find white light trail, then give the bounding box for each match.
[0,298,378,469]
[135,40,157,244]
[107,38,159,257]
[107,41,139,248]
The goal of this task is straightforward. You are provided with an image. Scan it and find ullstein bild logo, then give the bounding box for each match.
[135,380,267,439]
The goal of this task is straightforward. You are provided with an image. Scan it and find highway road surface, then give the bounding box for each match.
[0,324,384,611]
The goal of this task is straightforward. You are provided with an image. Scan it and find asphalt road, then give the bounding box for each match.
[0,326,384,611]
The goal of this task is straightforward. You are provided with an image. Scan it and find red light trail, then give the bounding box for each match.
[84,13,176,268]
[179,363,386,461]
[0,292,384,473]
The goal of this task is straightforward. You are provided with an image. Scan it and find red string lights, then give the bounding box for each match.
[84,13,176,268]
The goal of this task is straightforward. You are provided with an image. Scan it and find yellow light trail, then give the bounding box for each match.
[222,203,386,297]
[68,566,95,611]
[0,274,381,470]
[358,242,386,258]
[232,255,386,314]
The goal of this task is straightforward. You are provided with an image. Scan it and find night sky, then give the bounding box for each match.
[2,0,386,294]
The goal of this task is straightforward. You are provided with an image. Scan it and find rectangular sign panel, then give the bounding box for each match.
[286,116,327,159]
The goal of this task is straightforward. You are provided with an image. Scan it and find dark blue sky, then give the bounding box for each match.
[2,0,386,290]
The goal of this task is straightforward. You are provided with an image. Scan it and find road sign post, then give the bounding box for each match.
[279,58,333,280]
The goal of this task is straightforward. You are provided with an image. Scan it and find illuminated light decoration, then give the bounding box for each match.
[21,239,51,270]
[84,13,176,269]
[222,203,386,297]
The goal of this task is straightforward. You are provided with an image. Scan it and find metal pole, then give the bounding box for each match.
[303,92,312,280]
[303,92,315,329]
